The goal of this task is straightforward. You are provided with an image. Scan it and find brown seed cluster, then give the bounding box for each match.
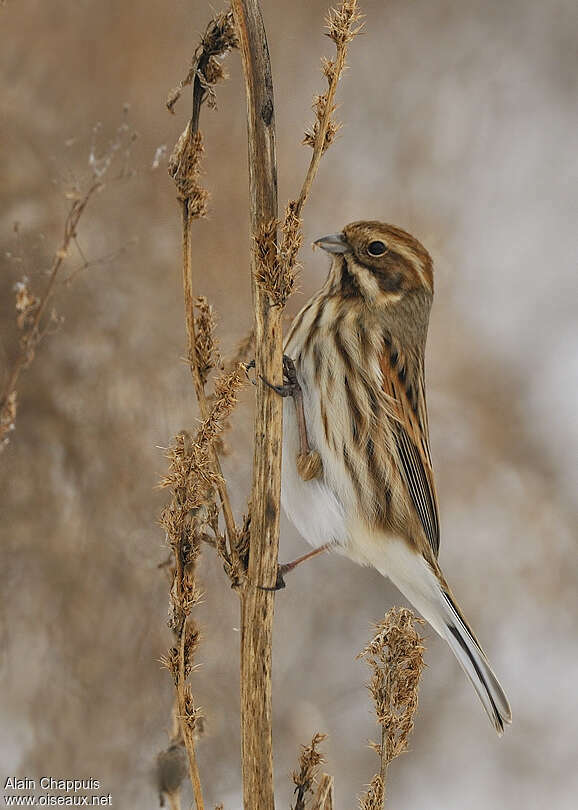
[292,732,328,810]
[326,0,364,47]
[303,0,363,152]
[167,10,238,219]
[254,206,301,308]
[166,10,238,115]
[168,127,209,214]
[358,608,425,809]
[193,296,219,386]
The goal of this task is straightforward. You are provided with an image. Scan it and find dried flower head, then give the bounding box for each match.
[359,774,384,810]
[166,10,238,114]
[254,201,302,308]
[303,94,341,152]
[358,608,425,809]
[326,0,364,46]
[304,0,363,153]
[292,732,328,810]
[168,126,209,215]
[193,296,219,385]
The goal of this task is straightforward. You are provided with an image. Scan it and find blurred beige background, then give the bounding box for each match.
[1,0,577,807]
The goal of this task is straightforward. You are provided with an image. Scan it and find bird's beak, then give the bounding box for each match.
[313,232,349,254]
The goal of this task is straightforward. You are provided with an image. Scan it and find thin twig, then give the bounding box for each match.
[180,205,238,554]
[1,117,137,450]
[0,180,101,448]
[297,0,363,213]
[159,365,245,810]
[164,14,238,809]
[168,9,240,569]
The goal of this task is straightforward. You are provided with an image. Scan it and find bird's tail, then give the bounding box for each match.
[371,537,512,734]
[440,589,512,735]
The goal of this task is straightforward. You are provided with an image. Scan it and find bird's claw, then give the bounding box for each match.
[257,565,287,592]
[260,355,300,399]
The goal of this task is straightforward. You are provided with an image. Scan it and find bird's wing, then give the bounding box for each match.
[379,340,440,557]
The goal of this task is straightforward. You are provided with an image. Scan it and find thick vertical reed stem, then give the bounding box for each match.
[231,1,281,809]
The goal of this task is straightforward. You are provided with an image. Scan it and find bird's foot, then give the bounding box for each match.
[257,544,332,591]
[260,355,301,398]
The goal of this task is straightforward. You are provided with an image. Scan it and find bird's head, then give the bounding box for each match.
[314,220,433,301]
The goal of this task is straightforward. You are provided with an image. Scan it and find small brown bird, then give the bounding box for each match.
[280,220,512,734]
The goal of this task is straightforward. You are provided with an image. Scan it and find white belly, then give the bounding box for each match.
[281,395,347,549]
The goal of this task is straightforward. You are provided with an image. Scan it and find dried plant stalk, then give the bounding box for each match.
[358,608,426,809]
[0,120,136,452]
[1,180,100,450]
[160,429,207,810]
[159,365,245,810]
[162,12,242,810]
[167,6,239,561]
[230,2,283,809]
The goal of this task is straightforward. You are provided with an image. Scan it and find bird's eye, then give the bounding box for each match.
[367,240,387,257]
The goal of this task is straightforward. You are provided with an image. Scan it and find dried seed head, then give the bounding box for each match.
[292,732,328,810]
[321,56,337,82]
[194,296,219,385]
[304,1,362,153]
[359,774,384,810]
[183,621,202,677]
[254,202,301,308]
[167,10,238,114]
[168,125,209,215]
[204,55,227,88]
[326,0,364,47]
[358,607,425,808]
[160,367,245,617]
[200,10,238,57]
[181,684,204,734]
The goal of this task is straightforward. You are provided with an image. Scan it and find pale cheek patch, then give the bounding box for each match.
[348,262,381,299]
